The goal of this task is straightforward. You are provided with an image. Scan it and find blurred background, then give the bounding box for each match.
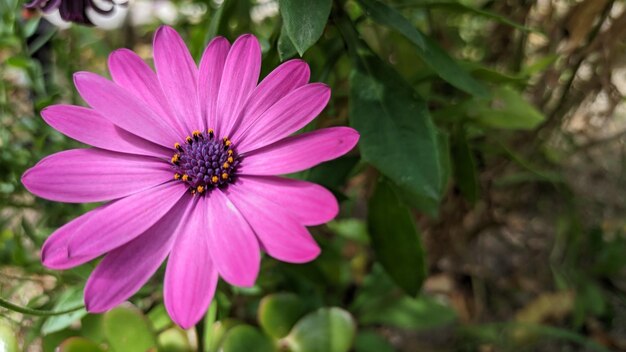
[1,0,626,351]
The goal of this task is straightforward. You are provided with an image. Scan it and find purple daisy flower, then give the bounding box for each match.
[25,0,127,25]
[22,26,359,328]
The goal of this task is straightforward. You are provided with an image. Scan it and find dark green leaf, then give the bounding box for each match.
[368,178,426,296]
[354,331,396,352]
[349,56,444,212]
[221,325,275,352]
[471,86,544,129]
[287,308,356,352]
[452,132,479,203]
[278,24,298,61]
[358,0,489,97]
[258,293,307,339]
[279,0,332,56]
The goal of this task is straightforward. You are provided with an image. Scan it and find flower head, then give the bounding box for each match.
[22,26,358,328]
[25,0,127,25]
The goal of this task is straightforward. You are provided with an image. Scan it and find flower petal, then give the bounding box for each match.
[84,194,194,313]
[225,184,320,263]
[239,127,359,175]
[22,148,173,203]
[198,36,230,129]
[41,182,186,270]
[108,48,186,138]
[74,72,179,147]
[205,190,260,287]
[215,34,261,136]
[164,198,218,329]
[41,104,170,157]
[235,83,330,153]
[236,176,338,226]
[229,59,310,139]
[154,26,202,132]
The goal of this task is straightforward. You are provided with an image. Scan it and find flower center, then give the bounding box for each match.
[170,129,241,195]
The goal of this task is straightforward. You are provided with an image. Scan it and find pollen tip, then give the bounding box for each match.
[174,173,181,180]
[221,172,229,180]
[186,136,193,144]
[211,175,219,183]
[182,174,190,182]
[197,185,205,193]
[223,162,230,169]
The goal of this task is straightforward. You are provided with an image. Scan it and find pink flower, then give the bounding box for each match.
[22,26,358,328]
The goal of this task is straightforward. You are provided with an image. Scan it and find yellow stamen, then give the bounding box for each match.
[193,130,202,139]
[227,156,234,163]
[174,142,182,151]
[227,150,233,156]
[186,136,193,144]
[211,176,219,183]
[171,154,180,164]
[224,140,232,147]
[182,174,190,182]
[196,185,205,193]
[174,173,181,180]
[223,162,230,169]
[207,129,214,137]
[221,172,229,180]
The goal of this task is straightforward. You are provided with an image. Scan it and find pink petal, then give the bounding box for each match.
[84,194,194,313]
[74,72,179,148]
[198,36,230,130]
[41,182,186,270]
[164,197,218,329]
[235,83,330,153]
[108,48,187,138]
[22,148,173,203]
[205,190,260,287]
[215,34,261,137]
[41,104,170,158]
[239,127,359,175]
[229,59,310,139]
[154,26,202,132]
[225,184,320,263]
[236,176,338,226]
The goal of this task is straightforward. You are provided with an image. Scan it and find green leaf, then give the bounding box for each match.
[471,86,544,130]
[358,0,489,98]
[286,308,355,352]
[368,178,426,296]
[147,304,173,332]
[206,319,241,352]
[352,266,457,330]
[354,331,396,352]
[57,337,104,352]
[258,293,307,339]
[278,24,298,61]
[158,327,192,352]
[41,287,88,335]
[0,322,19,352]
[327,219,369,244]
[349,57,444,212]
[221,325,275,352]
[102,305,157,352]
[80,315,105,344]
[360,295,457,330]
[451,132,479,203]
[279,0,332,56]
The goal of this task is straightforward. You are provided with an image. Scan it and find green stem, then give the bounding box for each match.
[0,297,84,316]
